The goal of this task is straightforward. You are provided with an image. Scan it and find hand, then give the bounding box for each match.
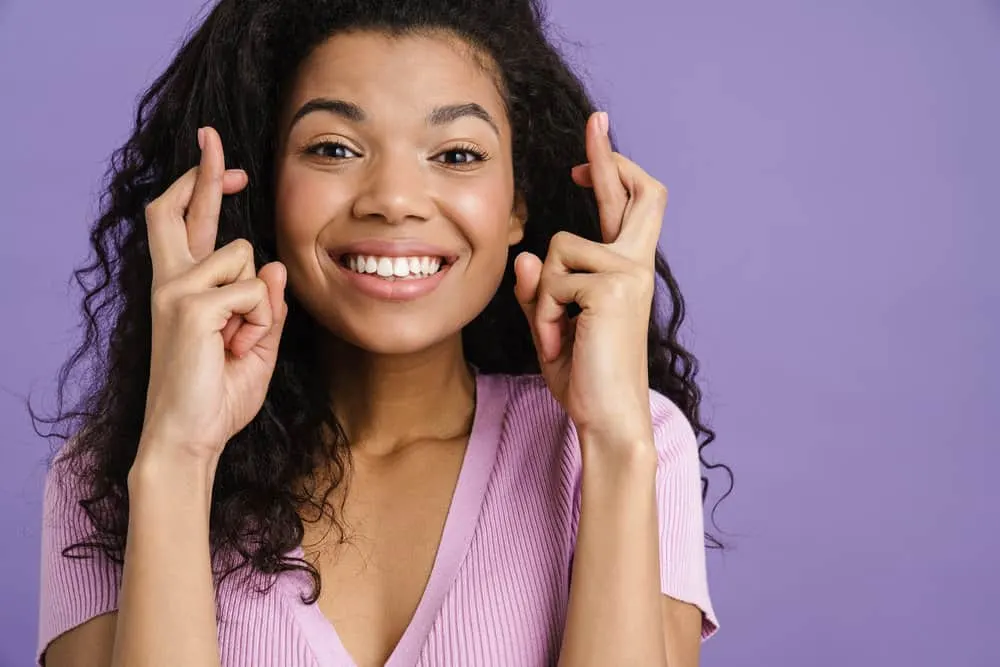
[139,126,288,467]
[513,111,667,446]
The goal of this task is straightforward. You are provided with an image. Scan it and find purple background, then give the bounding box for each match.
[2,1,997,665]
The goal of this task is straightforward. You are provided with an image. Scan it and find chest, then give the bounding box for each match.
[301,442,466,667]
[213,422,577,667]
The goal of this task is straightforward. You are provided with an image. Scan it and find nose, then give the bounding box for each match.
[351,151,435,225]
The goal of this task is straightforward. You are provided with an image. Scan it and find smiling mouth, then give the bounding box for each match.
[337,253,454,280]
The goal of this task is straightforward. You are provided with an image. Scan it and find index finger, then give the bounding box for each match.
[146,166,200,284]
[144,163,247,285]
[611,158,668,263]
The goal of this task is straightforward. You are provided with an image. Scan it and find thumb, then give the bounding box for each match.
[254,261,288,358]
[513,251,542,322]
[514,251,548,360]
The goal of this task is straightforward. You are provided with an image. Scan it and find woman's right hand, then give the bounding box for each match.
[138,126,288,468]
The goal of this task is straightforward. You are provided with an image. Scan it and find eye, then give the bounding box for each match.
[434,145,490,167]
[304,141,358,160]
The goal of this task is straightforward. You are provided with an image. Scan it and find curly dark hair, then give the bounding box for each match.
[30,0,732,603]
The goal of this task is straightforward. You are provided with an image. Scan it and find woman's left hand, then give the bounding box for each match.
[514,111,668,448]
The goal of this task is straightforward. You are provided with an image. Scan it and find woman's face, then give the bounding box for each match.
[274,30,525,355]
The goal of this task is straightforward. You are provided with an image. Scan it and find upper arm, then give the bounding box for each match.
[43,612,117,667]
[661,595,703,667]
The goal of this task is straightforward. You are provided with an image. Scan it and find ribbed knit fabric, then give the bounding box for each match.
[38,371,718,666]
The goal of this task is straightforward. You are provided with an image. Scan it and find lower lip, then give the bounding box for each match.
[333,258,451,301]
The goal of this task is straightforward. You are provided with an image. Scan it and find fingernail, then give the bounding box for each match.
[197,127,205,150]
[597,111,609,136]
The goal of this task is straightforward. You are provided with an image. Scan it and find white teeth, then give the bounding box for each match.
[343,254,446,279]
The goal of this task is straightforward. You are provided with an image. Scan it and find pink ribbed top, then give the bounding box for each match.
[38,372,718,666]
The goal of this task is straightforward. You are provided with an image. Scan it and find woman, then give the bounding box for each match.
[35,0,727,665]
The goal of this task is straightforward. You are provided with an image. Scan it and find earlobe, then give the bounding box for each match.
[508,193,527,246]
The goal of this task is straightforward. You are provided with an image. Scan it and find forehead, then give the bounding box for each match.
[283,30,508,132]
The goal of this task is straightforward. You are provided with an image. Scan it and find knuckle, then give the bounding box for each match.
[635,268,655,295]
[539,253,562,276]
[155,289,187,324]
[150,289,171,317]
[232,238,255,261]
[151,281,180,311]
[550,230,574,249]
[638,174,667,202]
[216,238,254,269]
[652,180,669,203]
[604,273,632,300]
[174,292,208,327]
[253,277,269,298]
[144,200,162,221]
[600,271,649,306]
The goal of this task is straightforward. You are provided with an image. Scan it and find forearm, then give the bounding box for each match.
[112,446,221,667]
[558,436,666,667]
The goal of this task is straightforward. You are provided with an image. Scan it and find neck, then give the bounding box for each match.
[321,334,476,456]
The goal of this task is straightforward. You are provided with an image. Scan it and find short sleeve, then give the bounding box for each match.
[649,391,719,639]
[38,454,121,664]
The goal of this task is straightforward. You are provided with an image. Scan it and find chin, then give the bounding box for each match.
[333,316,460,356]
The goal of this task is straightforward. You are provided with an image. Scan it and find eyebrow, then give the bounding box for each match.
[287,98,501,138]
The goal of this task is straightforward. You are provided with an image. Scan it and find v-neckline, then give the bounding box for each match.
[282,370,507,667]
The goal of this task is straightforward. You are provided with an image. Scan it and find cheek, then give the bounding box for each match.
[274,164,346,247]
[442,179,515,252]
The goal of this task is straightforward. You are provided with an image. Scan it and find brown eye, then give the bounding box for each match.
[434,145,489,166]
[306,141,357,160]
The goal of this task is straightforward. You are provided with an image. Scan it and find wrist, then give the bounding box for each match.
[577,408,655,456]
[578,429,657,477]
[129,441,219,502]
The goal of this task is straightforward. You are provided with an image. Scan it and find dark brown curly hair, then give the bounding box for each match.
[29,0,732,603]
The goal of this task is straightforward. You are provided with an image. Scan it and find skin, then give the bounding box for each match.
[273,31,525,451]
[44,30,703,667]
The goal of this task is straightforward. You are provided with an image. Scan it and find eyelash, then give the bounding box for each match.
[303,141,490,166]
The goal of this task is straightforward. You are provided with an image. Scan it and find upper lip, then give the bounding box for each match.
[328,239,459,264]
